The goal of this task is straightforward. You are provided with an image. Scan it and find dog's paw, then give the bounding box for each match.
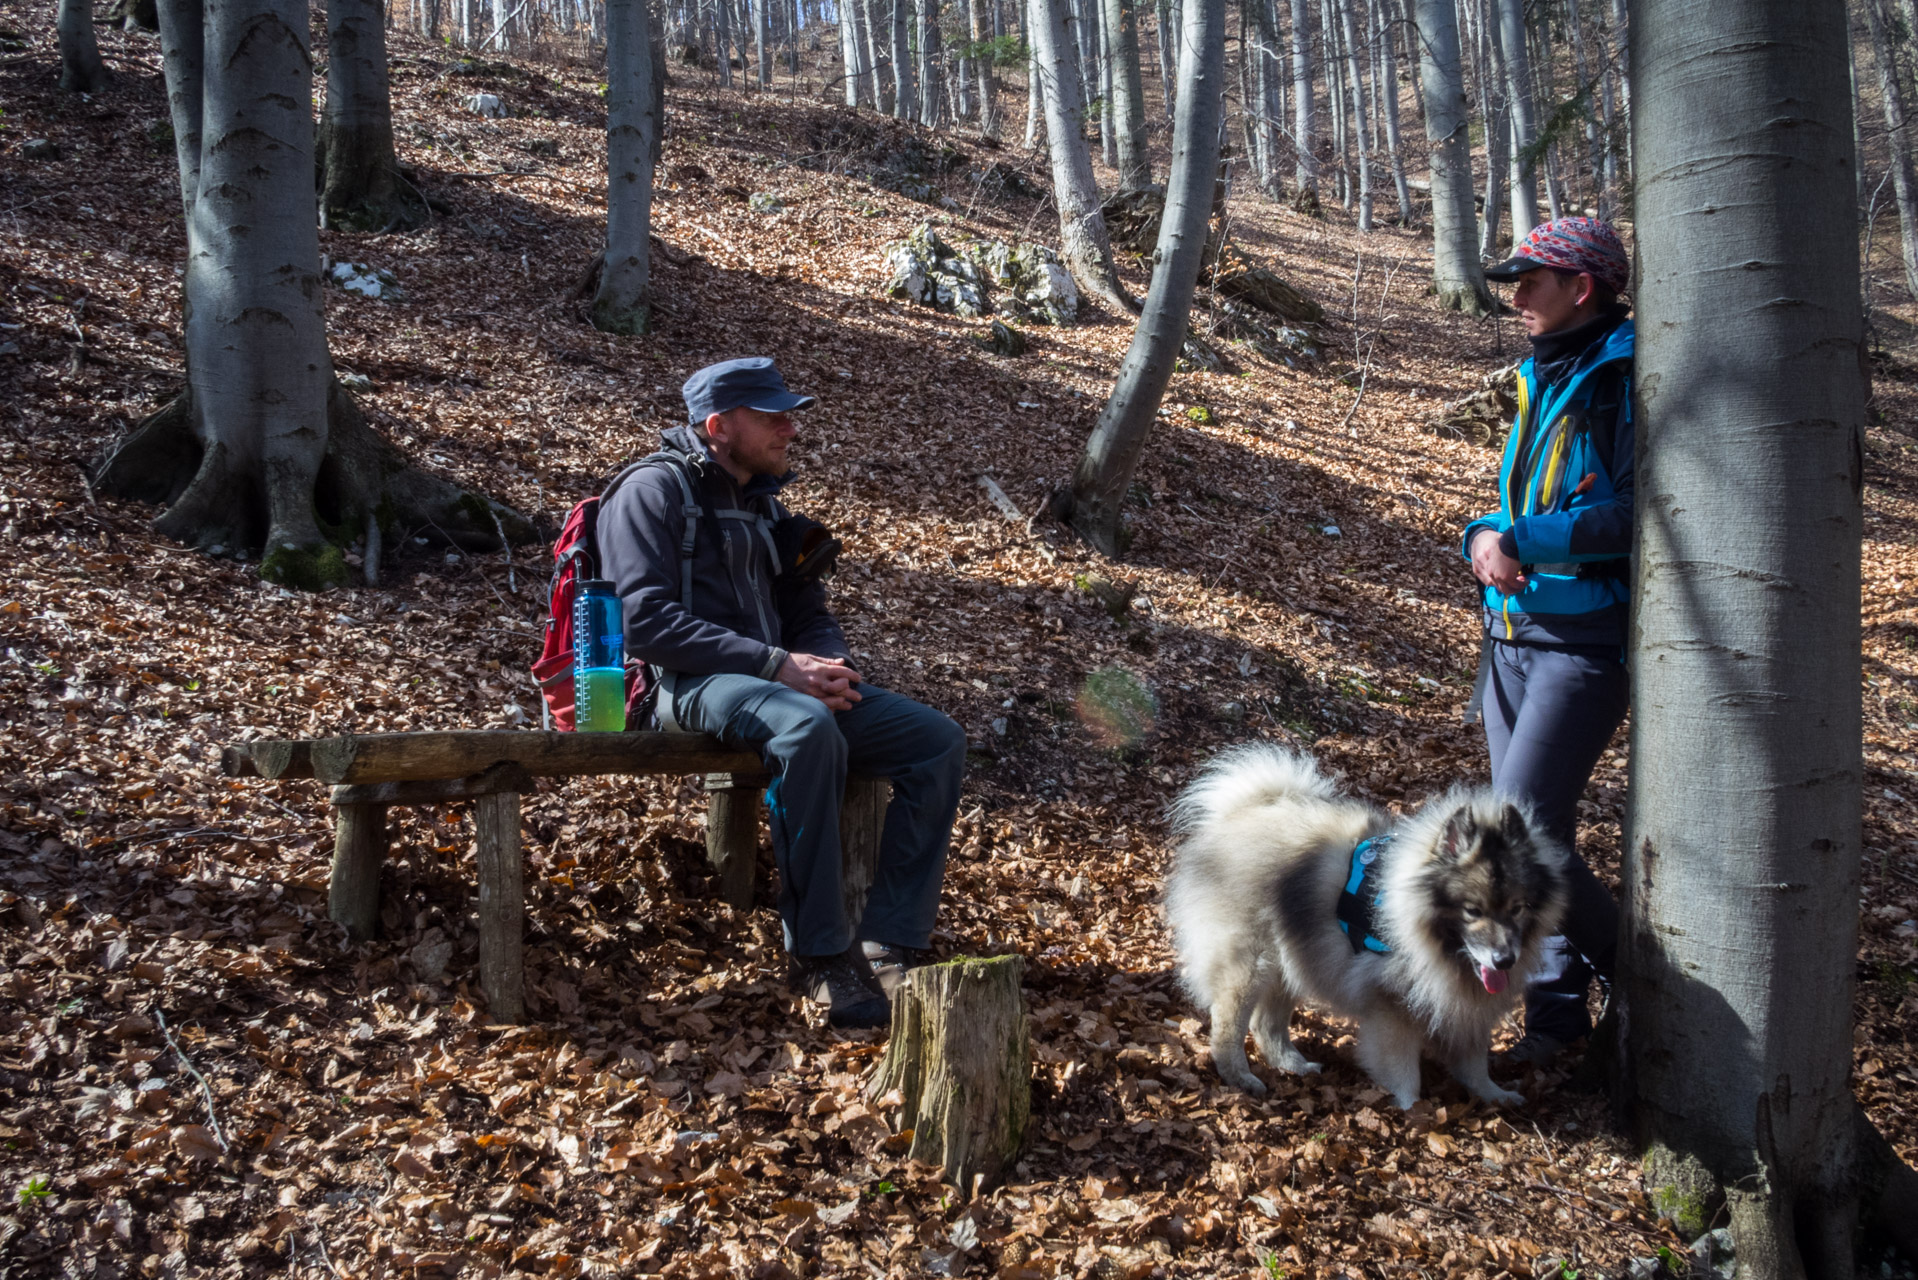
[1222,1071,1268,1097]
[1255,1040,1322,1076]
[1478,1085,1526,1108]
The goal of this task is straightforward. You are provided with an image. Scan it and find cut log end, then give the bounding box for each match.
[869,954,1029,1191]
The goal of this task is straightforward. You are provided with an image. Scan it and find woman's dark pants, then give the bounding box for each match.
[1482,640,1629,1043]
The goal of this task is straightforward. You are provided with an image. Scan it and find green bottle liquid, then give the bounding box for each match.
[575,667,627,733]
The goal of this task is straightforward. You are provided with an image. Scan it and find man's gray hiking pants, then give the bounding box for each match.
[668,674,967,957]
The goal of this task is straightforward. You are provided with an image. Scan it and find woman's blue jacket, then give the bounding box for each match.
[1460,317,1634,649]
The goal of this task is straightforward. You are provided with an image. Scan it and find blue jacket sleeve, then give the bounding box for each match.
[598,469,787,678]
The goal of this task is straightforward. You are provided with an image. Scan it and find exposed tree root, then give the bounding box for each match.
[1857,1109,1918,1262]
[94,379,532,589]
[1639,1108,1918,1279]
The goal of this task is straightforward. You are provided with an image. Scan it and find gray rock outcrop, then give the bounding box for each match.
[881,223,1078,326]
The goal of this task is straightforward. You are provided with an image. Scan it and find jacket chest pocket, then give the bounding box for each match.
[1531,412,1591,514]
[721,529,746,606]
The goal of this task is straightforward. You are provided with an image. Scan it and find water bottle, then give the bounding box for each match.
[572,580,627,733]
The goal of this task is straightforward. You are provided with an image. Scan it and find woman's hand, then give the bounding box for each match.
[1470,530,1529,595]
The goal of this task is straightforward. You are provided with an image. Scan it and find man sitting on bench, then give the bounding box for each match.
[599,357,968,1029]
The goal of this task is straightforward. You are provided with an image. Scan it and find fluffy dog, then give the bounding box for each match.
[1165,746,1569,1108]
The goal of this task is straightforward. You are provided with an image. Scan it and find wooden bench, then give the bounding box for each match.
[221,731,890,1023]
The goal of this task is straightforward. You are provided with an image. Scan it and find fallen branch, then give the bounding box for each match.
[490,508,516,593]
[977,474,1025,522]
[154,1009,230,1154]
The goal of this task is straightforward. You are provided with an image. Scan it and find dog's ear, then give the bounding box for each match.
[1499,803,1529,846]
[1441,808,1477,861]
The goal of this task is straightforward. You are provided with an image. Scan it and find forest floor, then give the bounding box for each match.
[2,9,1917,1280]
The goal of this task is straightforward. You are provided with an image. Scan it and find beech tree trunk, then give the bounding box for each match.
[1413,0,1491,313]
[1103,0,1149,188]
[1024,0,1043,144]
[839,0,862,103]
[890,0,916,117]
[1334,0,1369,229]
[1493,0,1534,242]
[1029,0,1134,311]
[592,0,657,334]
[918,0,944,125]
[1863,0,1918,301]
[99,0,526,589]
[58,0,111,93]
[755,0,771,84]
[1155,0,1173,116]
[1323,0,1346,205]
[1062,0,1222,555]
[971,0,1000,136]
[1375,0,1409,221]
[1565,0,1605,219]
[1097,0,1116,168]
[864,0,892,109]
[868,956,1030,1192]
[1288,0,1316,208]
[1247,0,1281,196]
[1624,1,1918,1273]
[1609,0,1628,177]
[1072,0,1097,115]
[1477,0,1506,258]
[319,0,424,232]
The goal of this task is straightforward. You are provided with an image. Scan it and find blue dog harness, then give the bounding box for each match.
[1336,833,1393,954]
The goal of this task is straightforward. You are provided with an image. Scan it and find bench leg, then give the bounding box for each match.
[330,803,388,941]
[704,772,763,910]
[473,790,525,1024]
[840,777,891,936]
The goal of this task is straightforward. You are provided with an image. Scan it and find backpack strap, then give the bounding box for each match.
[601,451,715,734]
[601,451,714,612]
[661,461,703,612]
[577,455,667,582]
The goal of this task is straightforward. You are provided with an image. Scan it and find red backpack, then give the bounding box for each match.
[532,457,681,730]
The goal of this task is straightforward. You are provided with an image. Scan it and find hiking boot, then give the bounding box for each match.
[790,946,891,1029]
[1568,993,1620,1094]
[861,941,923,998]
[1498,1030,1572,1067]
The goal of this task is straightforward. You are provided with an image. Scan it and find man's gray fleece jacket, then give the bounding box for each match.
[596,426,850,682]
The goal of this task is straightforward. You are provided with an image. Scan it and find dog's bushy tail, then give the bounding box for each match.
[1170,745,1339,835]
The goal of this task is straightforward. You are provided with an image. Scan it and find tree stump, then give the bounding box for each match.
[868,955,1029,1191]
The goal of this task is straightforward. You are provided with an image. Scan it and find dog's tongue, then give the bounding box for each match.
[1480,965,1509,995]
